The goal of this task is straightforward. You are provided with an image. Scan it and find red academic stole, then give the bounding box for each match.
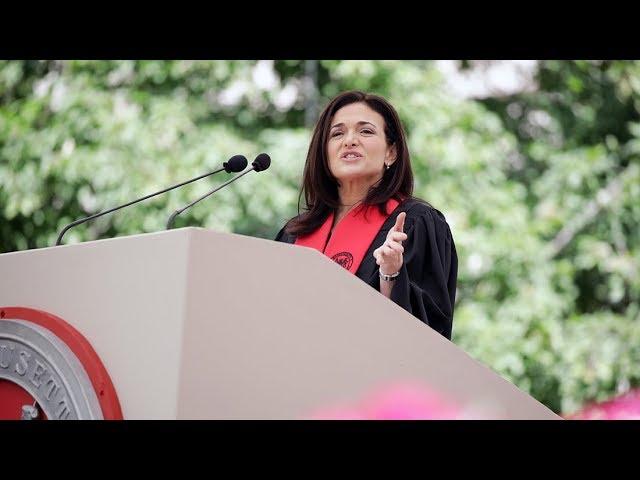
[295,198,400,274]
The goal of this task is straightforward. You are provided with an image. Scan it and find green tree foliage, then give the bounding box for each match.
[1,60,638,414]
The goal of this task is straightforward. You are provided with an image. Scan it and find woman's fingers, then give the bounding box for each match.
[381,239,404,252]
[389,231,407,242]
[393,212,406,233]
[383,243,404,255]
[387,241,404,253]
[373,238,404,268]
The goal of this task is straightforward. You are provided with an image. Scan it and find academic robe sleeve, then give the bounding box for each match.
[275,206,458,340]
[386,208,457,340]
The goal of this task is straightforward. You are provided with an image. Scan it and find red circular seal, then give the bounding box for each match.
[331,252,354,270]
[0,306,122,420]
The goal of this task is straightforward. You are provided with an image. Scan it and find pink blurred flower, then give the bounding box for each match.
[307,382,461,420]
[564,388,640,420]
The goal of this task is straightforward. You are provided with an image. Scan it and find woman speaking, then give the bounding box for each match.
[275,91,458,340]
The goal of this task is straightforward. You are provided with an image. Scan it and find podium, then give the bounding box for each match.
[0,228,560,419]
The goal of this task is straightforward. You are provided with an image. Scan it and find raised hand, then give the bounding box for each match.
[373,211,407,276]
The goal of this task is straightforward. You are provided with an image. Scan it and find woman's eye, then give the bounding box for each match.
[361,129,374,134]
[331,131,343,137]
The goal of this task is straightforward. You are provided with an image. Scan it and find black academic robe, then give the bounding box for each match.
[275,198,458,340]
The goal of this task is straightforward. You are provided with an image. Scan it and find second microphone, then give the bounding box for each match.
[166,153,271,230]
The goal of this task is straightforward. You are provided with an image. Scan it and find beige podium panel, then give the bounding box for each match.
[0,228,560,419]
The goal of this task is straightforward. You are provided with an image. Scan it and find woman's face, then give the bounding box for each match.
[326,102,396,187]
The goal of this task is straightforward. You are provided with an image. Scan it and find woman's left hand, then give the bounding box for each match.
[373,212,407,275]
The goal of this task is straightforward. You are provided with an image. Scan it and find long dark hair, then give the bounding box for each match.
[285,90,414,237]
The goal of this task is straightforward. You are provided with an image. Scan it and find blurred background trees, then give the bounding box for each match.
[1,60,638,415]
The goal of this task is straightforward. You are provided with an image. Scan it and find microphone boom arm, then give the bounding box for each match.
[55,166,227,246]
[166,167,256,230]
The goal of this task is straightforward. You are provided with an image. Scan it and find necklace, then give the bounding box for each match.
[334,201,363,227]
[338,201,361,215]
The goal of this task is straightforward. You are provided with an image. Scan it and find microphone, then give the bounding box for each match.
[166,153,271,230]
[55,155,248,246]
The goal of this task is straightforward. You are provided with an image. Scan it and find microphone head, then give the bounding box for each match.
[223,155,248,173]
[252,153,271,172]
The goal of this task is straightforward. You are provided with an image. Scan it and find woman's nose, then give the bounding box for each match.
[344,130,358,146]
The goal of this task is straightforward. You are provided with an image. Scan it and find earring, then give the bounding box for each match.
[385,164,390,170]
